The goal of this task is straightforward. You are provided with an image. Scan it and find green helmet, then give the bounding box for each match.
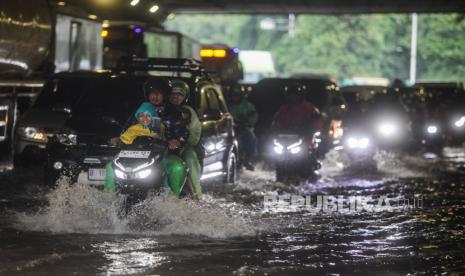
[171,79,190,100]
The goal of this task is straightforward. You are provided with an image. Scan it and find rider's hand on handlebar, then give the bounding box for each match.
[110,137,120,146]
[168,139,180,150]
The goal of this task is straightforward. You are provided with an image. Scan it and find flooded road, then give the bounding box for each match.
[0,148,464,275]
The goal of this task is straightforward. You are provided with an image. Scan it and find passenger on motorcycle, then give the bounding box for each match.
[164,79,203,198]
[228,85,258,171]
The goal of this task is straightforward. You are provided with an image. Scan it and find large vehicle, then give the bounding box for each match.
[0,0,103,78]
[102,24,201,68]
[238,50,276,84]
[199,44,244,90]
[17,58,237,186]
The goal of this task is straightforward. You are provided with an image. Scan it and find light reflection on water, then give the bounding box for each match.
[0,147,464,274]
[94,238,167,275]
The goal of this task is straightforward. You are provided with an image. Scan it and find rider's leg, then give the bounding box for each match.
[161,154,188,198]
[242,128,257,170]
[104,162,116,192]
[183,146,202,197]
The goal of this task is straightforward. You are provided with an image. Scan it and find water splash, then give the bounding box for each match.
[14,178,257,238]
[319,148,440,179]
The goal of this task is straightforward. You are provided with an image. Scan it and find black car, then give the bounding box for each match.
[17,58,238,186]
[409,82,465,149]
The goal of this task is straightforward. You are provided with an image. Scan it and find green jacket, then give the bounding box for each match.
[183,105,202,146]
[229,99,258,128]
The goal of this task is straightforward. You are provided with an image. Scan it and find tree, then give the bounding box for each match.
[165,13,465,83]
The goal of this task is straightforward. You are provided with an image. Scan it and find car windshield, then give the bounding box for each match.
[35,75,146,124]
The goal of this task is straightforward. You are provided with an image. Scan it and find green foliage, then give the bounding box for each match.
[165,13,465,83]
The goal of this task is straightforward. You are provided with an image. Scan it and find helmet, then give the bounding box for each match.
[230,85,244,97]
[144,78,172,99]
[171,79,190,100]
[284,82,306,103]
[135,102,157,120]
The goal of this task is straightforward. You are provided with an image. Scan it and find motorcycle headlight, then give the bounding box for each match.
[56,133,77,146]
[377,122,398,137]
[115,169,127,179]
[347,137,357,148]
[454,116,465,128]
[16,126,48,142]
[273,139,284,154]
[135,169,152,179]
[287,139,303,154]
[289,146,302,154]
[427,125,438,134]
[347,136,370,149]
[132,158,155,172]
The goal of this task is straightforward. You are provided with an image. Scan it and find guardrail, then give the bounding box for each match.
[0,80,43,144]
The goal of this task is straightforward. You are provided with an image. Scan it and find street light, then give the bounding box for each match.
[149,5,159,13]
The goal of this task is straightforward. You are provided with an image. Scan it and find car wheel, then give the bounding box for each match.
[224,152,237,184]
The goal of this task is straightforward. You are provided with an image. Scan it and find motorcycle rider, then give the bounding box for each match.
[228,85,258,171]
[272,81,324,145]
[105,78,191,198]
[164,79,203,198]
[104,101,167,192]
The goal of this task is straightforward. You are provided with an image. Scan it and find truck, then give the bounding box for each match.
[102,24,202,68]
[0,0,103,166]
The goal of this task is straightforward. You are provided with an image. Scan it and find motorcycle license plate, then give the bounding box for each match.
[88,168,106,181]
[118,150,151,158]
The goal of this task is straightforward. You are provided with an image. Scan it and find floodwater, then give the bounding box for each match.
[0,148,464,275]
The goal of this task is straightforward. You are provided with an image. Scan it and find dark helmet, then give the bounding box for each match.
[229,85,244,98]
[170,79,191,101]
[284,82,306,102]
[144,78,172,99]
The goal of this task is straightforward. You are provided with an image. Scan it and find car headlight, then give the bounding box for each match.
[287,139,303,154]
[56,133,77,146]
[454,116,465,128]
[427,125,438,134]
[347,136,370,149]
[135,169,152,179]
[114,169,127,179]
[377,122,398,137]
[273,139,284,154]
[16,126,48,142]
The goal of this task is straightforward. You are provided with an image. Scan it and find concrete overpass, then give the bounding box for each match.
[63,0,465,22]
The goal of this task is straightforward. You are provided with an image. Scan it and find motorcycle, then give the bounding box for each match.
[341,124,377,168]
[268,127,321,182]
[107,136,193,202]
[416,119,447,153]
